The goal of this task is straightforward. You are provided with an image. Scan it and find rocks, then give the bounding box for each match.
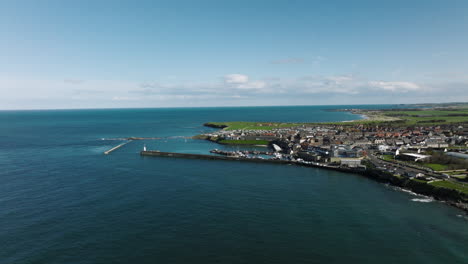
[203,123,228,129]
[364,168,468,213]
[448,202,468,213]
[191,134,210,140]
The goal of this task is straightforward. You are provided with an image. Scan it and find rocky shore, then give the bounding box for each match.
[203,122,228,129]
[362,166,468,213]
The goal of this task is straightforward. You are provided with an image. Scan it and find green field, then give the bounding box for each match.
[323,108,468,126]
[205,107,468,130]
[451,175,467,180]
[382,155,394,161]
[218,139,270,145]
[429,180,468,194]
[422,163,449,171]
[382,109,468,125]
[367,108,468,126]
[411,178,428,184]
[206,121,302,131]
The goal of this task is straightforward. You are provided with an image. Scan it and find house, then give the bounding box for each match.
[331,145,363,158]
[374,139,385,144]
[378,145,391,152]
[340,158,362,168]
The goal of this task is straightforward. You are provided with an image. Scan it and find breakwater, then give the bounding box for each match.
[141,150,292,164]
[140,150,363,173]
[140,150,468,212]
[104,141,132,155]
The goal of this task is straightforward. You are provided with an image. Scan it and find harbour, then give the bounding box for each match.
[140,149,468,212]
[141,150,292,164]
[2,107,467,264]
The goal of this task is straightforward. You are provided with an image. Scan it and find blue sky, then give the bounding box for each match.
[1,0,467,109]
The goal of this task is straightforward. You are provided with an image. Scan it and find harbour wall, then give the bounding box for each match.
[140,150,364,173]
[140,150,468,212]
[140,150,292,164]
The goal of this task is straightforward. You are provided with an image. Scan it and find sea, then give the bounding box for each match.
[0,105,467,264]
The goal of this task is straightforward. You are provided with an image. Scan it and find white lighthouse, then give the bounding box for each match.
[143,144,147,151]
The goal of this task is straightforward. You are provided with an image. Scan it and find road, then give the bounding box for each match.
[367,152,439,178]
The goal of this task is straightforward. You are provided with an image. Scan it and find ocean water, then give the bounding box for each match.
[0,105,466,264]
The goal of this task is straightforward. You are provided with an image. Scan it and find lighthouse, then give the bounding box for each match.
[143,144,147,151]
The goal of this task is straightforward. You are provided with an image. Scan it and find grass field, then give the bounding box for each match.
[218,139,270,145]
[451,175,467,180]
[323,108,468,126]
[382,155,394,161]
[429,180,468,194]
[384,110,468,125]
[205,107,468,130]
[422,163,449,171]
[206,121,302,131]
[364,108,468,126]
[411,178,428,184]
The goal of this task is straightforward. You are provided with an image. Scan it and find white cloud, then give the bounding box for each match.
[224,74,249,84]
[112,96,140,101]
[1,73,467,110]
[236,80,266,90]
[276,75,361,95]
[326,75,354,83]
[224,74,266,90]
[368,81,420,91]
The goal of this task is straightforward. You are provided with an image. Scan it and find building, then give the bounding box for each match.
[340,158,362,168]
[397,153,430,162]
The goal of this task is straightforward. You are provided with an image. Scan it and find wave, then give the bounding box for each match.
[456,215,468,221]
[386,184,434,202]
[411,198,434,203]
[386,184,418,196]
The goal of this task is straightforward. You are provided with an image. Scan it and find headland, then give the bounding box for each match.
[176,103,467,212]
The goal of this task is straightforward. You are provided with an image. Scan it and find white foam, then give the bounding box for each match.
[411,198,433,203]
[387,185,419,196]
[386,184,434,202]
[398,188,419,196]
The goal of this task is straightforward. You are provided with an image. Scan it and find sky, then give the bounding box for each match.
[1,0,467,109]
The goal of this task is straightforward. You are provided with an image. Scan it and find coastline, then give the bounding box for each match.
[342,113,370,122]
[195,110,468,213]
[361,166,468,213]
[141,149,468,213]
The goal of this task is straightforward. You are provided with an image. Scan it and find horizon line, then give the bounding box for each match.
[0,102,465,111]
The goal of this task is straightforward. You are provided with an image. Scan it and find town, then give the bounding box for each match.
[197,120,468,209]
[203,122,468,169]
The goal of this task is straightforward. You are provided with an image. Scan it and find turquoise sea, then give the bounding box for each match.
[0,105,467,264]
